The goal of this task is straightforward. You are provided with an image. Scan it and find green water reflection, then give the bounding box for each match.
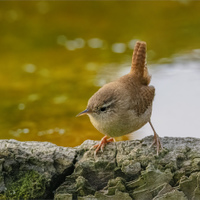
[0,1,200,147]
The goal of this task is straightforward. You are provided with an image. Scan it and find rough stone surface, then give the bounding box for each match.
[0,136,200,199]
[0,140,76,199]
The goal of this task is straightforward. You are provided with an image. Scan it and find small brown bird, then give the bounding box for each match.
[77,41,162,155]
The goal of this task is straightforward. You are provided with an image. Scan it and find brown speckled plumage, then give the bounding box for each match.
[131,41,146,78]
[77,41,162,155]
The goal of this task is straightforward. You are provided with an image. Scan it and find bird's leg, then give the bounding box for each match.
[91,136,115,154]
[149,120,162,155]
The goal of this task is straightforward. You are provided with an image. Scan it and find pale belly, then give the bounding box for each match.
[88,106,152,138]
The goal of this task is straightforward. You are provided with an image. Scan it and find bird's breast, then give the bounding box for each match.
[88,106,152,137]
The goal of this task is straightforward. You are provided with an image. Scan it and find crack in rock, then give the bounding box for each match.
[0,136,200,200]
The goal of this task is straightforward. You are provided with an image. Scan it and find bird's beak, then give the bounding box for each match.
[76,109,90,117]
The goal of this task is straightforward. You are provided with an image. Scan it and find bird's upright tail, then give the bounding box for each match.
[130,41,151,85]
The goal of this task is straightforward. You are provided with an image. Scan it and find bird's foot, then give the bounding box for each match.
[150,133,163,155]
[91,136,115,155]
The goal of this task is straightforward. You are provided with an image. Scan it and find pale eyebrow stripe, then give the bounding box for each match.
[102,99,116,108]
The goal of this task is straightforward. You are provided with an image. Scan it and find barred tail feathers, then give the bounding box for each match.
[130,41,151,85]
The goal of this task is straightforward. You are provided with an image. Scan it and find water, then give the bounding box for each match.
[0,1,200,147]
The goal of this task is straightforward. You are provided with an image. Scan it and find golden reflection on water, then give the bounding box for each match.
[1,1,200,147]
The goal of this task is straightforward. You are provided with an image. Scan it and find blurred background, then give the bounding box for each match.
[0,1,200,147]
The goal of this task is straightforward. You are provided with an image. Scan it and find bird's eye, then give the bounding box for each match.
[100,107,106,112]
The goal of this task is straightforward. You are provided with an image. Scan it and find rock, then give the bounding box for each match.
[153,189,187,200]
[0,139,76,199]
[0,136,200,199]
[179,172,200,200]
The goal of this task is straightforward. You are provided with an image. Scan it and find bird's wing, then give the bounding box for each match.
[131,85,155,116]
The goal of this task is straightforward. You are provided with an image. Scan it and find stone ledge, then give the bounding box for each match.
[0,136,200,199]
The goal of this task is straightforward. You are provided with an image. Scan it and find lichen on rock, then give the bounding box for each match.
[0,139,76,199]
[3,170,47,199]
[0,136,200,199]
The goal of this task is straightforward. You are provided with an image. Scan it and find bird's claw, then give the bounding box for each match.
[150,133,163,155]
[91,136,115,155]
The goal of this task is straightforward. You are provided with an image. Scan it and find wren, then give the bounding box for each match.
[77,41,162,155]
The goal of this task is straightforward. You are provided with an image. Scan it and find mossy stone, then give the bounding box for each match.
[4,170,48,199]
